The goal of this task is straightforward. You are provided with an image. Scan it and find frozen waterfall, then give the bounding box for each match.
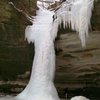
[0,0,94,100]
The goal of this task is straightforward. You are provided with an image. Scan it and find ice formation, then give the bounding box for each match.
[16,8,60,100]
[16,1,94,100]
[0,0,94,100]
[52,0,94,47]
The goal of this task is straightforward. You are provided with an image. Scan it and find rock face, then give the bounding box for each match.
[55,32,100,98]
[0,0,100,99]
[0,0,36,80]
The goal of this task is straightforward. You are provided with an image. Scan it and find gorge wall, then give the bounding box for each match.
[0,0,100,99]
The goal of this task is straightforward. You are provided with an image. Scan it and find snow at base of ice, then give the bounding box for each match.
[0,96,15,100]
[0,95,90,100]
[71,96,89,100]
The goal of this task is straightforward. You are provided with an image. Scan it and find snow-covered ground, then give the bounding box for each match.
[0,96,14,100]
[0,96,65,100]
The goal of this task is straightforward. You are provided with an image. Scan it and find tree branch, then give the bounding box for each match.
[8,2,35,22]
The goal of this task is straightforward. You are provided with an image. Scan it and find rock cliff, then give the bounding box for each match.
[0,0,100,99]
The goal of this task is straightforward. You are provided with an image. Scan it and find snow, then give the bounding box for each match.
[0,96,14,100]
[71,96,89,100]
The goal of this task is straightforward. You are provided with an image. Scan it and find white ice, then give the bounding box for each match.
[54,0,94,47]
[16,8,60,100]
[71,96,90,100]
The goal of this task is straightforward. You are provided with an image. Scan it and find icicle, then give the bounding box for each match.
[53,0,94,47]
[51,19,59,40]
